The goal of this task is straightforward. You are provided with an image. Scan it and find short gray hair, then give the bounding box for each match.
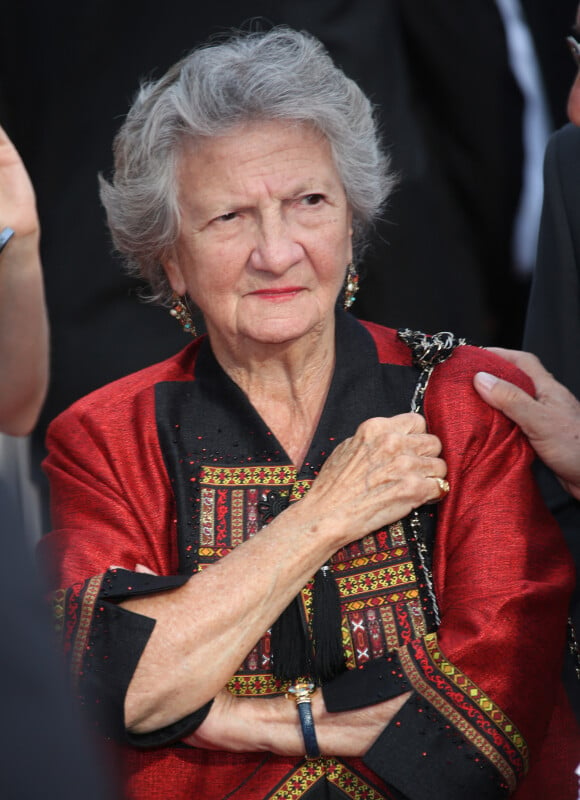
[99,27,395,303]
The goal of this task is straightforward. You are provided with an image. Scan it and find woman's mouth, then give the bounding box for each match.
[249,287,304,301]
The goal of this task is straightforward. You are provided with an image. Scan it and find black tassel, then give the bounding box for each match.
[260,490,313,681]
[311,565,345,681]
[259,491,345,682]
[270,597,312,681]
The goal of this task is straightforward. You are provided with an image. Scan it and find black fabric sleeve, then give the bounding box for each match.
[322,651,410,711]
[61,569,213,748]
[322,653,509,800]
[363,694,506,800]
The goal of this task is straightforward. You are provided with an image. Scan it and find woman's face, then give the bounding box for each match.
[164,120,353,353]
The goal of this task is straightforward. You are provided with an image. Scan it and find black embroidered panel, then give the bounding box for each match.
[155,313,438,692]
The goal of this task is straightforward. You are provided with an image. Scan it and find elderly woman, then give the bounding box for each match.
[25,27,578,800]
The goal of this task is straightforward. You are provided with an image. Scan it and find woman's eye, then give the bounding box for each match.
[216,211,238,222]
[301,193,325,206]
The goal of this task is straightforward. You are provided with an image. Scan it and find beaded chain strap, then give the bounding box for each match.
[398,329,580,680]
[397,329,467,413]
[569,621,580,681]
[397,329,467,626]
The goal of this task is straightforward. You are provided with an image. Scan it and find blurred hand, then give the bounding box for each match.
[0,124,47,435]
[0,124,39,243]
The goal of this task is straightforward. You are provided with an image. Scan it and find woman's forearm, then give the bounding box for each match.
[183,687,411,757]
[121,414,446,734]
[121,498,350,734]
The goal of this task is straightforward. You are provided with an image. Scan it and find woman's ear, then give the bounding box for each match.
[163,255,187,297]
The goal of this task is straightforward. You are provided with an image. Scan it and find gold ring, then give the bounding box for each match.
[434,477,450,498]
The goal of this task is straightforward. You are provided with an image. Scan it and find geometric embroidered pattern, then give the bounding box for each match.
[398,635,525,792]
[198,464,433,684]
[228,673,287,697]
[183,455,518,793]
[59,574,104,691]
[336,563,418,597]
[200,464,298,486]
[424,634,528,765]
[268,758,391,800]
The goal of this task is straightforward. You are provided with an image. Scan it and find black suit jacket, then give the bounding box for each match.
[525,124,580,399]
[524,123,580,716]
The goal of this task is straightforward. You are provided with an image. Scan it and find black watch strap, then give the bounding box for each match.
[287,681,320,759]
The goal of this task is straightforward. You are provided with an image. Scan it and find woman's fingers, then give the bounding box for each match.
[427,476,450,503]
[135,563,157,574]
[302,413,448,546]
[108,564,157,574]
[361,450,445,488]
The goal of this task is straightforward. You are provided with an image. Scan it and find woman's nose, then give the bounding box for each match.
[249,215,303,273]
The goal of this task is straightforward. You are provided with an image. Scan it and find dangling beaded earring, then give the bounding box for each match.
[169,293,197,337]
[342,262,359,310]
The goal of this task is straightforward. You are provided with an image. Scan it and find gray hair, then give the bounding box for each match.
[99,27,395,303]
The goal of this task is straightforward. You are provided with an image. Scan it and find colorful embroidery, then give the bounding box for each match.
[69,574,104,690]
[200,464,297,486]
[380,604,399,650]
[389,520,406,547]
[269,758,390,800]
[247,488,259,537]
[336,562,417,598]
[231,489,244,546]
[327,760,392,800]
[425,635,528,764]
[269,758,324,798]
[195,463,434,682]
[398,634,525,791]
[174,409,522,795]
[228,673,287,697]
[200,487,215,545]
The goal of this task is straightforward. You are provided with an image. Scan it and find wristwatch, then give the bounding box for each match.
[286,681,320,760]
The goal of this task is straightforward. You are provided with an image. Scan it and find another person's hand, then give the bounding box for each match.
[0,124,39,245]
[473,348,580,501]
[0,124,47,435]
[0,126,39,239]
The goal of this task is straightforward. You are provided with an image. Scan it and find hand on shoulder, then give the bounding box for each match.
[473,348,580,501]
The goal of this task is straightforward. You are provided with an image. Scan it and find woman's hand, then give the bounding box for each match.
[182,690,292,753]
[183,687,410,757]
[303,413,447,550]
